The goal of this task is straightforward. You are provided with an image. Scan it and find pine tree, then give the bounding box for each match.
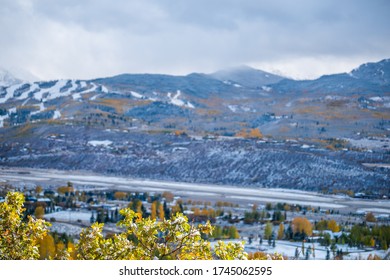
[295,247,299,259]
[90,212,95,224]
[312,243,316,258]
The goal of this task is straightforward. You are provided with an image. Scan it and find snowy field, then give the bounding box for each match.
[241,240,389,260]
[45,210,92,223]
[49,222,84,237]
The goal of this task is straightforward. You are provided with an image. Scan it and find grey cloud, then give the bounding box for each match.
[0,0,389,80]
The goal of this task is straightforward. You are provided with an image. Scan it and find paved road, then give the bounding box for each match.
[1,167,390,214]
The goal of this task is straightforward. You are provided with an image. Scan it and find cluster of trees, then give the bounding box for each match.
[211,225,240,240]
[316,221,389,251]
[348,224,390,250]
[38,231,76,260]
[243,204,286,224]
[0,192,283,260]
[235,128,263,139]
[315,219,340,232]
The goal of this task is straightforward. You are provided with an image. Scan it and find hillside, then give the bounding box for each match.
[0,59,389,194]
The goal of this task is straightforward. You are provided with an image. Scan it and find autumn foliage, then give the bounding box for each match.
[291,217,313,237]
[235,128,263,139]
[0,192,256,260]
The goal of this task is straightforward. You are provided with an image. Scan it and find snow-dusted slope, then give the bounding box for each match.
[0,79,105,105]
[0,79,108,125]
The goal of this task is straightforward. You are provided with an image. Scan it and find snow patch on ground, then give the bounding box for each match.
[186,101,195,108]
[345,138,390,150]
[130,91,143,99]
[53,110,61,119]
[370,96,383,102]
[9,107,17,114]
[244,240,388,260]
[88,140,113,147]
[261,86,272,92]
[101,85,109,93]
[90,94,99,101]
[0,114,8,127]
[43,80,70,100]
[45,210,92,223]
[72,93,81,100]
[30,102,45,116]
[358,208,390,214]
[0,83,23,103]
[167,90,194,108]
[228,105,237,112]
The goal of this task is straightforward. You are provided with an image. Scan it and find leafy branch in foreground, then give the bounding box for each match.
[1,192,282,260]
[0,192,50,259]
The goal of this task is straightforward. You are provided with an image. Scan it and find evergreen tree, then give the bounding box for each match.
[90,212,95,224]
[305,249,309,260]
[312,243,316,258]
[295,247,299,259]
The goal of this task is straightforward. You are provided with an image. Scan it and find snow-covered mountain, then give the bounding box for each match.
[209,65,285,88]
[0,68,22,87]
[0,59,389,136]
[349,58,390,85]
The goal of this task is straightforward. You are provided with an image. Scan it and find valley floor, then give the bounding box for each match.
[1,167,390,215]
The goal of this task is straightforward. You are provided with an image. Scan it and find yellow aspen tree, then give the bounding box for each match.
[0,192,49,260]
[292,217,313,236]
[34,206,45,219]
[249,128,263,138]
[158,203,164,220]
[39,234,56,259]
[327,219,340,232]
[277,223,285,240]
[151,201,157,220]
[67,242,76,260]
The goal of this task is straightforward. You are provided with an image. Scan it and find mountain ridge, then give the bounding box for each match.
[0,58,389,137]
[0,59,389,194]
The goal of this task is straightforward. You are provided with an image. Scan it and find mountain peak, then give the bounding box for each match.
[0,68,22,87]
[209,65,285,88]
[349,58,390,85]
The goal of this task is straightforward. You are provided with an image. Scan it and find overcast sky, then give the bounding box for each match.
[1,0,389,80]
